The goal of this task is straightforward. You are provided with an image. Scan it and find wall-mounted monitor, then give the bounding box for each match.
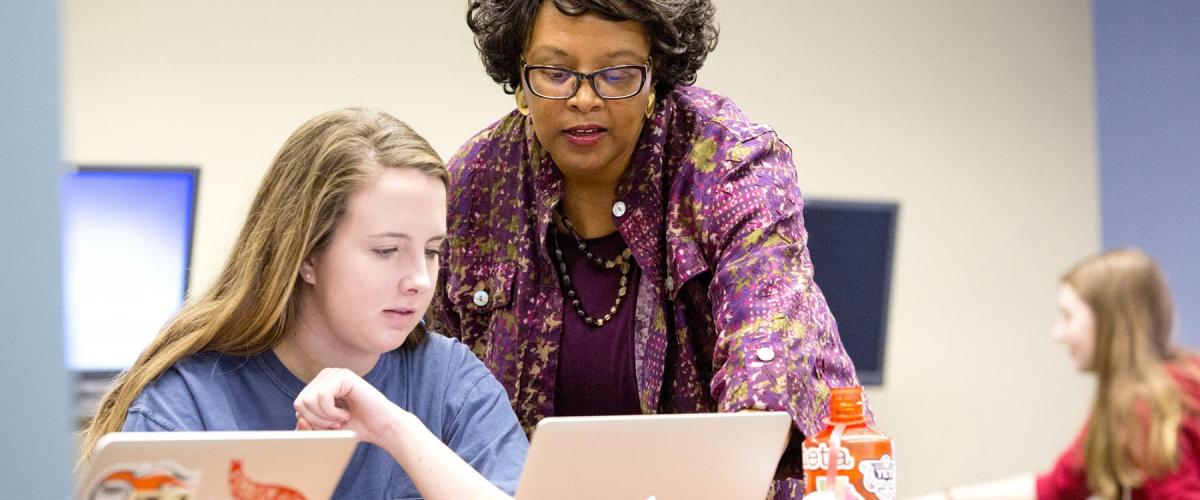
[61,167,199,373]
[803,199,899,386]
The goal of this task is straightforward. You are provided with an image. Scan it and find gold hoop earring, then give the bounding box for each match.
[645,90,656,119]
[516,87,530,116]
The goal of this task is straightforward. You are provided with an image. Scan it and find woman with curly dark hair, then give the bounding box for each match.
[440,2,865,497]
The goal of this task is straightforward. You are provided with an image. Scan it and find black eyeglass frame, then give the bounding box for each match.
[521,60,652,100]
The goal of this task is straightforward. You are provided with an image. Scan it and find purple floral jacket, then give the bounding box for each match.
[439,85,864,497]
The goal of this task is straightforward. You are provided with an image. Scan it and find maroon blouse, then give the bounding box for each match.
[551,227,643,416]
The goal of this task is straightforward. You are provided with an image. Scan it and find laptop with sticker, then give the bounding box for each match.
[514,411,793,500]
[77,430,356,500]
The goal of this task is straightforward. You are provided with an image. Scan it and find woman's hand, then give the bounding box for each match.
[293,367,511,500]
[293,367,404,446]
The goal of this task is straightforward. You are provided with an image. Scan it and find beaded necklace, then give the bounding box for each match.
[548,210,633,327]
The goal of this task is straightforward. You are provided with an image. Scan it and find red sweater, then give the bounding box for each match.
[1037,357,1200,499]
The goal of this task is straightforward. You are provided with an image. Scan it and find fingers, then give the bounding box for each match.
[295,414,312,431]
[293,368,355,429]
[316,371,351,422]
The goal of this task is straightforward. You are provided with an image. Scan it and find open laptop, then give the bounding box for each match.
[76,430,357,500]
[515,411,793,500]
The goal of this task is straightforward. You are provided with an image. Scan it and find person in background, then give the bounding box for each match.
[1038,248,1200,498]
[81,108,528,499]
[930,248,1200,499]
[439,1,863,496]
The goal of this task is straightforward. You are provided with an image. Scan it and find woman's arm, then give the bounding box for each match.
[1034,427,1090,500]
[901,474,1036,500]
[293,368,511,500]
[690,129,860,436]
[949,474,1036,499]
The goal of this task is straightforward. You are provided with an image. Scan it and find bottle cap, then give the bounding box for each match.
[828,386,867,423]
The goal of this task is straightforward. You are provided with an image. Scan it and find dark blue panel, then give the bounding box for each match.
[803,200,898,386]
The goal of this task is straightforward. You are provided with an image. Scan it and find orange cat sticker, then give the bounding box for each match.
[228,459,306,500]
[86,462,197,499]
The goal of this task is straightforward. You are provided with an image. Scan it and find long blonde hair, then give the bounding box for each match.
[1064,248,1181,498]
[80,108,447,460]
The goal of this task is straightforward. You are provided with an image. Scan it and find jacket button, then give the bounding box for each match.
[472,290,490,307]
[612,201,627,217]
[755,347,776,362]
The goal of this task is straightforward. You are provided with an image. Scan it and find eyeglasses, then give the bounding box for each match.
[522,61,650,100]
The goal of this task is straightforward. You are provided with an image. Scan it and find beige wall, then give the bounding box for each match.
[64,1,1099,495]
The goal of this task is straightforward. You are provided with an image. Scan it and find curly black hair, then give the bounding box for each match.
[466,0,719,96]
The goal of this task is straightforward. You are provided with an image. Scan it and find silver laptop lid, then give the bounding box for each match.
[516,411,792,500]
[78,430,356,500]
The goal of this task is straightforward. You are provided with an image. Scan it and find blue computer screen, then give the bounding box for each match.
[61,168,198,372]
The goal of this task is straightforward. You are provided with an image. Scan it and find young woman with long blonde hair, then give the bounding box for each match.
[81,108,527,499]
[934,249,1199,499]
[1038,248,1200,498]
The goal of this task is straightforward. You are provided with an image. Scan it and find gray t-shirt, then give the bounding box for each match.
[123,333,528,499]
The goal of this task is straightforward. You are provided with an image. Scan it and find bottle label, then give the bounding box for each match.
[802,442,855,471]
[802,438,895,500]
[858,454,896,500]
